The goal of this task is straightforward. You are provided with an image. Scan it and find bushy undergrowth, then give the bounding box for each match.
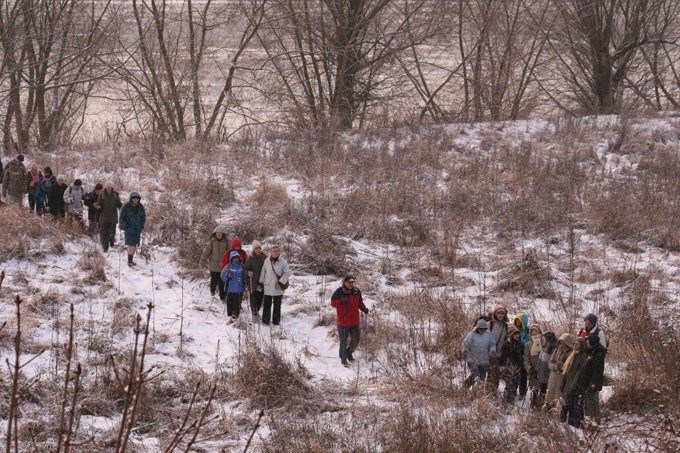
[0,206,67,263]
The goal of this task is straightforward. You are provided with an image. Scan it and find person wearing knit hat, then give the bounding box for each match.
[500,324,525,403]
[48,175,68,220]
[26,163,43,212]
[199,226,229,300]
[487,304,509,391]
[579,333,607,422]
[119,192,146,267]
[577,313,607,349]
[83,183,104,235]
[461,318,497,388]
[244,240,267,323]
[545,333,575,413]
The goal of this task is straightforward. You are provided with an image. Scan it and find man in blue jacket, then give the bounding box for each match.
[119,192,146,267]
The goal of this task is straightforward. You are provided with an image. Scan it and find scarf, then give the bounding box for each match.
[30,171,41,187]
[530,335,542,356]
[562,350,579,376]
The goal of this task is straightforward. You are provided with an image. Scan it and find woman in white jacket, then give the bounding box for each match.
[258,245,291,326]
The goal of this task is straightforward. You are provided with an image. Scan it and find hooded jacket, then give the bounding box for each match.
[462,328,497,366]
[514,313,531,345]
[331,283,367,328]
[200,226,229,273]
[97,189,122,224]
[2,158,27,197]
[244,248,267,289]
[119,192,146,234]
[537,332,558,385]
[221,237,248,269]
[562,338,589,396]
[500,327,524,371]
[576,335,607,393]
[221,250,248,293]
[489,304,508,358]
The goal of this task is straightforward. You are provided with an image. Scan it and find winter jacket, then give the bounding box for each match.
[221,251,248,293]
[331,285,367,328]
[462,330,497,366]
[97,190,122,224]
[64,185,85,215]
[536,333,558,385]
[200,226,229,273]
[36,174,55,204]
[26,170,43,195]
[578,324,607,349]
[2,159,27,197]
[545,338,573,405]
[259,255,291,296]
[244,250,267,290]
[576,341,607,393]
[561,339,589,396]
[489,304,508,358]
[514,313,531,345]
[220,237,248,270]
[83,190,102,221]
[48,183,68,215]
[500,338,524,371]
[119,193,146,235]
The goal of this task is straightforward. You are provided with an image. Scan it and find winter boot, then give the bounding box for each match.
[127,254,136,267]
[341,359,349,367]
[346,351,355,362]
[252,313,259,324]
[102,244,109,253]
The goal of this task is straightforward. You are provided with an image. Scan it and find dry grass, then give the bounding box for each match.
[0,206,67,263]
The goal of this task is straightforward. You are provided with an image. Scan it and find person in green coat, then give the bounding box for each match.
[199,226,229,300]
[561,338,588,428]
[96,181,123,252]
[243,240,267,323]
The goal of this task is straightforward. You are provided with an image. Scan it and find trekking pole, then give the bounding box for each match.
[363,311,368,360]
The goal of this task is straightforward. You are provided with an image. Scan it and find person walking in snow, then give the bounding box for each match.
[258,245,291,326]
[561,338,588,428]
[96,181,122,252]
[331,275,368,367]
[513,313,531,399]
[244,240,267,322]
[578,313,607,349]
[200,226,229,300]
[221,236,248,271]
[487,304,509,390]
[221,251,248,322]
[2,154,27,205]
[35,166,55,216]
[48,175,68,220]
[26,163,43,212]
[578,333,607,422]
[545,333,574,414]
[119,192,146,267]
[64,178,86,229]
[500,325,525,403]
[461,319,497,388]
[524,324,544,408]
[83,183,103,234]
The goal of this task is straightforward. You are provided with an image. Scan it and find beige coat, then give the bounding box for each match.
[200,226,229,273]
[545,334,574,406]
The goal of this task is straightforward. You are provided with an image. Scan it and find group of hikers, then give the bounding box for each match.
[1,154,147,267]
[462,307,607,428]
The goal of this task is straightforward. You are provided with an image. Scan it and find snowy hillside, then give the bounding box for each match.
[1,115,679,452]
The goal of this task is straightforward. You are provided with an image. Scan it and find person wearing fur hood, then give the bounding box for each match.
[545,333,574,411]
[200,225,229,300]
[461,319,497,388]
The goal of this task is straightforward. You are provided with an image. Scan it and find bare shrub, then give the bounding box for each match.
[495,249,556,298]
[0,207,65,263]
[234,339,312,410]
[80,247,107,284]
[249,178,290,210]
[111,298,136,334]
[296,227,353,276]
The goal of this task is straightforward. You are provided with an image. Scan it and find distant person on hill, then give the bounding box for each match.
[221,251,248,323]
[461,319,496,388]
[578,313,607,349]
[64,178,86,228]
[35,167,56,216]
[500,325,524,403]
[561,338,588,428]
[258,244,291,327]
[244,240,267,323]
[26,163,43,212]
[48,175,68,220]
[579,334,607,423]
[513,312,531,399]
[221,236,248,270]
[96,181,122,252]
[119,192,146,267]
[545,333,574,415]
[487,304,509,390]
[331,275,368,367]
[200,226,229,300]
[83,183,103,234]
[2,154,27,205]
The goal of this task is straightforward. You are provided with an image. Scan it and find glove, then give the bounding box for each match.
[361,307,369,314]
[256,285,263,292]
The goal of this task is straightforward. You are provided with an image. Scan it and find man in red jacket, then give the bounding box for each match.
[331,275,369,367]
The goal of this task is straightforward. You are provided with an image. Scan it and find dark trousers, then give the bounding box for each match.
[338,326,360,360]
[28,193,36,211]
[35,200,45,216]
[465,363,489,388]
[262,295,282,325]
[209,272,226,299]
[487,358,501,390]
[503,368,521,403]
[519,367,528,397]
[250,289,264,314]
[226,292,243,319]
[100,222,117,251]
[565,394,583,428]
[88,217,99,234]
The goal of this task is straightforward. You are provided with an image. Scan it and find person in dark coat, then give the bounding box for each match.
[331,275,368,367]
[243,240,267,323]
[83,183,103,234]
[500,325,525,403]
[35,167,55,216]
[48,175,68,220]
[96,181,122,252]
[578,334,607,421]
[2,154,27,205]
[561,338,588,428]
[119,191,146,267]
